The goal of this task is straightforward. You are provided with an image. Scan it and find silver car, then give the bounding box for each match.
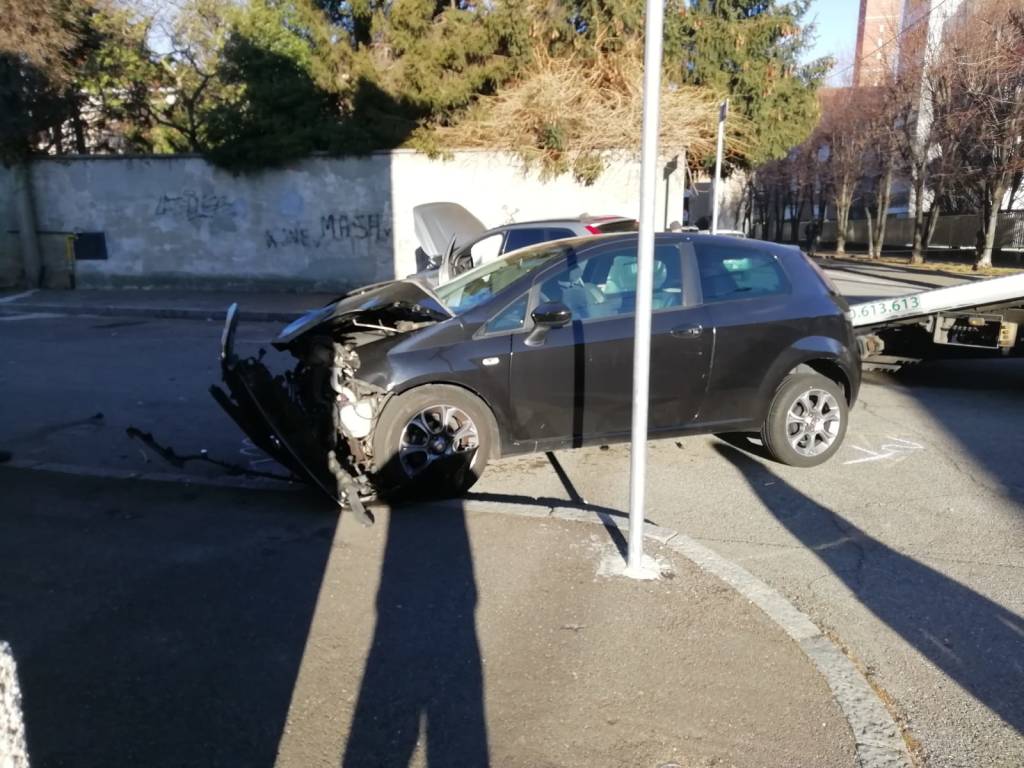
[413,202,637,284]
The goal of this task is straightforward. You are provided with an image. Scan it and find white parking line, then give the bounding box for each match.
[0,641,29,768]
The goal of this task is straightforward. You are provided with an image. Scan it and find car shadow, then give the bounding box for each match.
[713,442,1024,735]
[0,469,337,768]
[866,360,1024,503]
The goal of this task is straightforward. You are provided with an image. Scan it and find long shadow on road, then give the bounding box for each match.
[714,443,1024,736]
[342,495,488,767]
[0,469,337,768]
[877,359,1024,503]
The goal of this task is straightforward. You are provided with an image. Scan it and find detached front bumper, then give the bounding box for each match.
[209,303,339,501]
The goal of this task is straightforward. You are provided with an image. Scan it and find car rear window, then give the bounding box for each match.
[592,219,639,234]
[504,228,575,252]
[695,243,790,303]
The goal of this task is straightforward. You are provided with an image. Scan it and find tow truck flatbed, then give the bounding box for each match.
[847,272,1024,364]
[850,273,1024,329]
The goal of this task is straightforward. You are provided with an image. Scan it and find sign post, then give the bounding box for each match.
[711,99,728,235]
[626,0,665,577]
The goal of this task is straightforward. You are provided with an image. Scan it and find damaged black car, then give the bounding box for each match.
[212,233,860,513]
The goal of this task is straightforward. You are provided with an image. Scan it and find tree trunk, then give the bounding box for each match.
[773,190,785,242]
[791,196,806,245]
[910,168,927,264]
[72,106,87,154]
[865,207,875,258]
[871,164,893,259]
[976,180,1008,270]
[834,180,853,256]
[924,205,941,250]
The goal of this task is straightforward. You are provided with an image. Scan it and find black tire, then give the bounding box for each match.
[372,384,497,499]
[761,373,848,468]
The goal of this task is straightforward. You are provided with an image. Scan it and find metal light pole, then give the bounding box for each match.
[626,0,665,576]
[711,99,728,235]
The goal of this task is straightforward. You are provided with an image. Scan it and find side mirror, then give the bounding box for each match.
[525,302,571,346]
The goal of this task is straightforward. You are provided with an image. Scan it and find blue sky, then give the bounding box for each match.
[802,0,862,79]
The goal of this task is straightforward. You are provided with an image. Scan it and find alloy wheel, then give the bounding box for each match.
[398,404,480,478]
[784,388,842,457]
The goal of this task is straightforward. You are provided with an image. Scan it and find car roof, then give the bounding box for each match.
[489,216,633,231]
[490,231,782,263]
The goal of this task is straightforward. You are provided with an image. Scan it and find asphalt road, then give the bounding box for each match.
[0,263,1021,767]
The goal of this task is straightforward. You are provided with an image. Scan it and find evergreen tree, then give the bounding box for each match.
[670,0,830,166]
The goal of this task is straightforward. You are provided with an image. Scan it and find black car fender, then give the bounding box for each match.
[754,335,859,418]
[375,378,505,460]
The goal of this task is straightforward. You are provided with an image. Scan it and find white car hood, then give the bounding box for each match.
[413,202,487,257]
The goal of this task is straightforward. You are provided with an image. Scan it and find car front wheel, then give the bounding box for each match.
[761,373,848,468]
[372,384,496,499]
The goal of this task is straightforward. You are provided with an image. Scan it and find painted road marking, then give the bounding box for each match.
[844,436,925,465]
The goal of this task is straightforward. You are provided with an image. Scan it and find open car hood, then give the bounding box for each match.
[413,202,487,258]
[273,279,451,347]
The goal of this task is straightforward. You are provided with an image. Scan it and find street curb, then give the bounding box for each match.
[3,460,913,767]
[0,302,301,323]
[415,496,914,768]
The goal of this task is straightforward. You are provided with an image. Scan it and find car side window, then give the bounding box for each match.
[538,245,682,321]
[504,228,574,253]
[695,243,790,303]
[484,294,530,334]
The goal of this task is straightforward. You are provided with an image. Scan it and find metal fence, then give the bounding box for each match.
[752,211,1024,252]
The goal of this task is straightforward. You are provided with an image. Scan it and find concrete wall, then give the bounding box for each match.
[0,151,686,291]
[686,174,746,231]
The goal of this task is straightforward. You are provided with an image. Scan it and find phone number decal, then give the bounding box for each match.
[855,295,921,320]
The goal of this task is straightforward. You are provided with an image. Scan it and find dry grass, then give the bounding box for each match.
[821,251,1023,277]
[431,45,748,184]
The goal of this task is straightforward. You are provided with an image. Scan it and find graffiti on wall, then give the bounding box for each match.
[155,190,238,222]
[265,211,391,249]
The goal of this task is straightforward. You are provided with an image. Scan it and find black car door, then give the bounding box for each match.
[504,240,712,450]
[691,239,801,427]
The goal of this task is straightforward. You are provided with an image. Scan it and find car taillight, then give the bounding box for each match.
[585,225,601,235]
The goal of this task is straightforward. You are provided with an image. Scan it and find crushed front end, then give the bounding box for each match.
[211,287,449,518]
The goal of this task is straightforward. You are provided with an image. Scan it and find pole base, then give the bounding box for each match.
[599,551,671,581]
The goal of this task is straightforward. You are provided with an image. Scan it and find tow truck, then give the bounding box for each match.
[849,272,1024,370]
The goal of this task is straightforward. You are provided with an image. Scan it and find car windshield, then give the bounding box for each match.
[434,245,563,314]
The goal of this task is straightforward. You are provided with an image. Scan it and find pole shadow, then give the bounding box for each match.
[343,456,489,767]
[714,442,1024,734]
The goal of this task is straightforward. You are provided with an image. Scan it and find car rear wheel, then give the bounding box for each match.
[761,373,847,468]
[372,384,496,499]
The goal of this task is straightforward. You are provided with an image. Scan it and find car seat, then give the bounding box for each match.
[604,257,677,309]
[556,265,606,319]
[699,260,740,301]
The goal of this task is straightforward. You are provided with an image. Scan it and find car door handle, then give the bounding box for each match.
[671,323,703,338]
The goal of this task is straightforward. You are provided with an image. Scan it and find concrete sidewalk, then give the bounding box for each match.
[0,288,339,322]
[0,466,906,767]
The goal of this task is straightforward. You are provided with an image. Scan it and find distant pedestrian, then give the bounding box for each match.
[804,221,820,257]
